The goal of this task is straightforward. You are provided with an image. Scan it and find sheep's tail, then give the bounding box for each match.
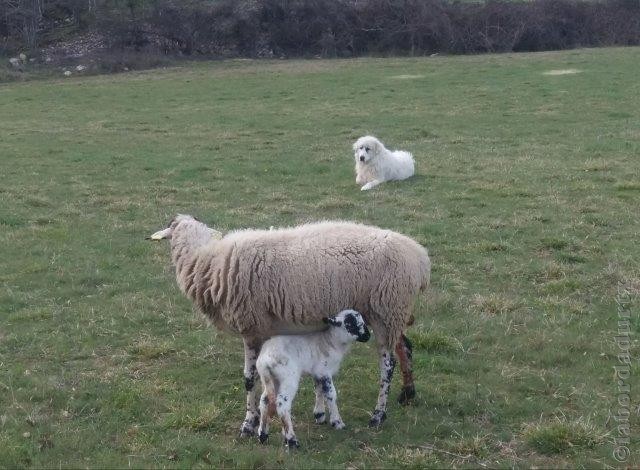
[419,249,431,292]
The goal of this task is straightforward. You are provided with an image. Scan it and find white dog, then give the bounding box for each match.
[353,136,415,190]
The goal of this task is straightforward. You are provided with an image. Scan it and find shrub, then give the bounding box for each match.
[2,0,640,60]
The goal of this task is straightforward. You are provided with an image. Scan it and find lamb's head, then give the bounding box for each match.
[324,309,371,343]
[148,214,222,246]
[353,136,382,164]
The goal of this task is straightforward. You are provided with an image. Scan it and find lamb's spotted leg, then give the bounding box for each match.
[317,376,345,429]
[257,389,271,444]
[396,334,416,404]
[239,338,262,437]
[369,347,395,427]
[313,377,327,424]
[275,383,300,449]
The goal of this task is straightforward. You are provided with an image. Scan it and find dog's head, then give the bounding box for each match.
[353,136,382,164]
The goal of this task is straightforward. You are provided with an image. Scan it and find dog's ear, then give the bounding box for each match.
[352,141,359,151]
[372,138,382,155]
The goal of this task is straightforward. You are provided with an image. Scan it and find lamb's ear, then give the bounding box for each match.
[323,317,342,327]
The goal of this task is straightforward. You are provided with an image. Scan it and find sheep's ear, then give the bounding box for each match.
[147,227,172,240]
[323,317,342,327]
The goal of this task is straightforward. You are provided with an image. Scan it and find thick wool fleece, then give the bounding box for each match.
[169,217,430,349]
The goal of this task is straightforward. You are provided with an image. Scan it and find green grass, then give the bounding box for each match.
[1,47,639,468]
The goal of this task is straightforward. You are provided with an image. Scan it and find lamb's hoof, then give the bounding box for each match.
[258,431,268,444]
[368,409,387,428]
[239,418,258,437]
[284,438,300,449]
[314,412,326,424]
[331,420,346,430]
[398,384,416,405]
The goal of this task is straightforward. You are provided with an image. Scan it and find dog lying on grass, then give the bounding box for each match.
[353,135,415,190]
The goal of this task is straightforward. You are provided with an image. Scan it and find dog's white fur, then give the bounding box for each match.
[353,136,415,191]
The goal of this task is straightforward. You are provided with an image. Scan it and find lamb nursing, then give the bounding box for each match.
[149,214,430,433]
[256,309,370,448]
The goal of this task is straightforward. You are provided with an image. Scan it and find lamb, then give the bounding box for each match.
[256,309,370,449]
[149,214,430,434]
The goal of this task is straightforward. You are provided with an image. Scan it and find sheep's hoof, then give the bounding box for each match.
[284,438,300,449]
[314,412,326,424]
[368,409,387,428]
[331,420,346,430]
[258,431,269,444]
[398,384,416,405]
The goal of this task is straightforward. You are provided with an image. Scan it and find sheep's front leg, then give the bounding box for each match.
[396,334,416,405]
[317,376,345,429]
[239,338,262,437]
[369,347,395,427]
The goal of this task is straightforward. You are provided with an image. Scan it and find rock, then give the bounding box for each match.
[75,65,86,72]
[19,53,27,61]
[63,70,72,76]
[9,57,20,68]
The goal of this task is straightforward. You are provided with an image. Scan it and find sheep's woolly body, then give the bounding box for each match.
[170,219,430,349]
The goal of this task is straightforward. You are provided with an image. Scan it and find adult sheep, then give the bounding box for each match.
[149,214,430,433]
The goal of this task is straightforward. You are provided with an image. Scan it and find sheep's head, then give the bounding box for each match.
[148,214,222,241]
[324,309,371,343]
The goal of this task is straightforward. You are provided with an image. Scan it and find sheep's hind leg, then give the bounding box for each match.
[313,377,327,424]
[396,334,416,405]
[369,347,395,427]
[239,339,262,437]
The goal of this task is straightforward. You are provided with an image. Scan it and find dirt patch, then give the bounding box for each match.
[390,74,425,80]
[542,69,581,76]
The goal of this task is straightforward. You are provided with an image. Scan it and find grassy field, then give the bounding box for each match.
[1,47,639,468]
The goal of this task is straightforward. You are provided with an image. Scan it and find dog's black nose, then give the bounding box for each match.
[360,156,365,162]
